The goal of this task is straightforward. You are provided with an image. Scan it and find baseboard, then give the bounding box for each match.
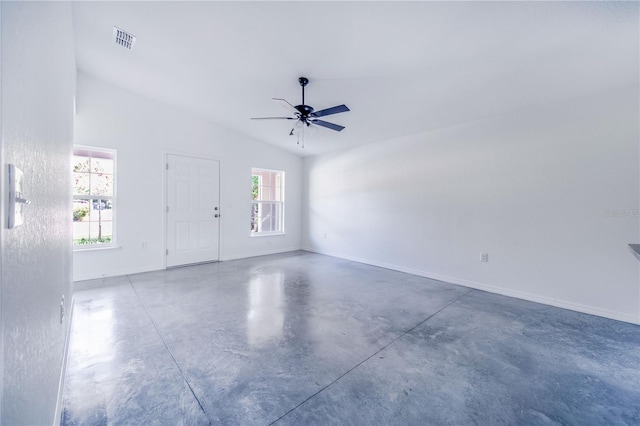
[53,295,74,426]
[221,246,303,262]
[73,264,165,282]
[303,246,640,325]
[73,248,304,281]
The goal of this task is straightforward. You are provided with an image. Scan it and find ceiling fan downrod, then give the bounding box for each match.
[296,77,314,121]
[299,76,309,106]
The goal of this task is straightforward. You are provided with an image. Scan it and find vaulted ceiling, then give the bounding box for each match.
[72,1,638,157]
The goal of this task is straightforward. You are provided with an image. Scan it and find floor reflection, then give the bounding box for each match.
[247,272,285,346]
[73,299,114,363]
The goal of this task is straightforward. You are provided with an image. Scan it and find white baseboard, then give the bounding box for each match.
[221,246,303,262]
[73,247,304,282]
[53,296,74,426]
[302,246,640,325]
[73,264,165,282]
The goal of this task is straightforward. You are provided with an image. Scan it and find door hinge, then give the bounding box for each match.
[166,249,169,255]
[166,163,169,170]
[166,206,169,213]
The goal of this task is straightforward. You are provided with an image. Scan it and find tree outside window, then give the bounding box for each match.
[73,147,116,247]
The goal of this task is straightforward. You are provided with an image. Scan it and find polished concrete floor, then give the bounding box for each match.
[62,251,640,425]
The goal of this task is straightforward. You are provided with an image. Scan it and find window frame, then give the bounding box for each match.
[251,168,285,236]
[72,145,117,250]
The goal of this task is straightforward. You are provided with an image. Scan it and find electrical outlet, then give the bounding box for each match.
[481,253,489,263]
[323,233,327,239]
[141,241,147,249]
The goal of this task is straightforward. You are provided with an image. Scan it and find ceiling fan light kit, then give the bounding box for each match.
[251,77,350,148]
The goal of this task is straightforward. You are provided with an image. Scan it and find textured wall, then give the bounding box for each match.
[1,2,75,424]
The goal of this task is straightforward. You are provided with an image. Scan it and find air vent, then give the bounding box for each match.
[112,26,136,50]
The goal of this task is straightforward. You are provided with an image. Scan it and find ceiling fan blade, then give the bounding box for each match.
[250,117,295,120]
[311,104,350,118]
[273,98,299,115]
[310,119,345,132]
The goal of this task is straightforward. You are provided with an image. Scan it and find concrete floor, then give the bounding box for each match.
[62,251,640,425]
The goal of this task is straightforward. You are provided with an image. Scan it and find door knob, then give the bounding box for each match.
[214,214,219,218]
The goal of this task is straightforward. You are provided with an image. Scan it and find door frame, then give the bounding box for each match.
[163,151,222,268]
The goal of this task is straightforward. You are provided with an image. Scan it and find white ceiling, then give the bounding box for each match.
[72,1,638,157]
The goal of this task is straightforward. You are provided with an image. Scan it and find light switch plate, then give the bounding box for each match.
[7,164,26,228]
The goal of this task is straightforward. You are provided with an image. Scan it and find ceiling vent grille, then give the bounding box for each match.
[113,26,136,50]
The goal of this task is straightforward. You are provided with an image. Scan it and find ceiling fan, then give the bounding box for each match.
[251,77,350,136]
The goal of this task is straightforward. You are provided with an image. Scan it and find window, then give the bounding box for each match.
[251,168,284,235]
[73,146,116,247]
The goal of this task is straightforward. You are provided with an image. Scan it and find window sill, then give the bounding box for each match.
[73,245,122,252]
[250,232,286,238]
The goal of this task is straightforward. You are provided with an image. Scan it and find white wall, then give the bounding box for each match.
[303,87,640,324]
[1,2,76,424]
[73,73,302,281]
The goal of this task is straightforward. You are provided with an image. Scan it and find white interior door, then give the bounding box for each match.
[166,154,220,267]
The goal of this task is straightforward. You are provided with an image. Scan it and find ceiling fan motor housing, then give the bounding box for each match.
[295,104,314,116]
